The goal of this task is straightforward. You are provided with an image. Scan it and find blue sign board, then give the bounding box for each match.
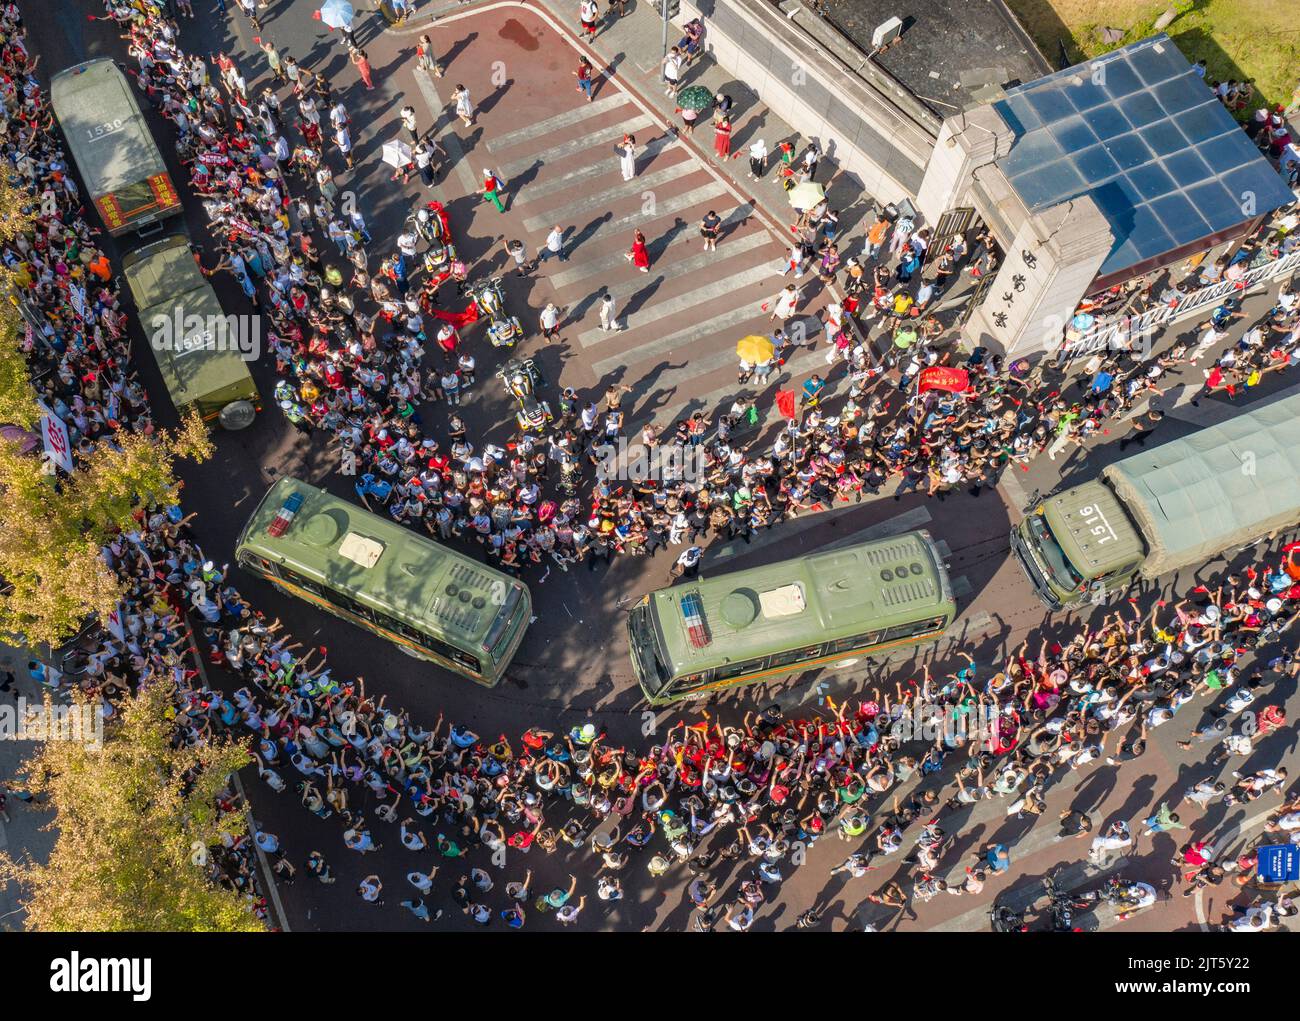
[1257,844,1300,884]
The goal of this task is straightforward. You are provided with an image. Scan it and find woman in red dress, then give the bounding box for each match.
[713,115,731,159]
[624,229,650,272]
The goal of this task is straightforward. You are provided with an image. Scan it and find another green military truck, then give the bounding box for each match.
[1012,391,1300,610]
[51,59,182,237]
[121,235,259,429]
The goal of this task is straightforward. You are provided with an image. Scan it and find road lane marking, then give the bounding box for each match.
[413,68,479,194]
[549,204,758,290]
[522,158,704,232]
[578,262,777,347]
[510,135,678,206]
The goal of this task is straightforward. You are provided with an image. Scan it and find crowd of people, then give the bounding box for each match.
[102,0,1300,574]
[0,0,270,921]
[2,0,1299,933]
[47,482,1300,931]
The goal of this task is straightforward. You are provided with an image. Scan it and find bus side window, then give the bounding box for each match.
[450,649,481,673]
[296,572,323,598]
[832,631,884,653]
[287,569,323,598]
[769,643,825,667]
[882,618,945,642]
[715,658,767,681]
[668,672,706,695]
[243,555,279,578]
[343,597,374,622]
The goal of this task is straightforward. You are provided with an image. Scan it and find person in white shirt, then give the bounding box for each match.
[1225,902,1273,931]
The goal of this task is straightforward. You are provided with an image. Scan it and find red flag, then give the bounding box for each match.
[775,389,797,420]
[917,367,970,394]
[432,302,481,328]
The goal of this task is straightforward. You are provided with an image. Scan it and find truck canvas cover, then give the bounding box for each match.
[50,59,181,234]
[1102,391,1300,577]
[122,236,255,420]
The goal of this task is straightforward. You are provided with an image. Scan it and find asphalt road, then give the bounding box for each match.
[21,0,1300,932]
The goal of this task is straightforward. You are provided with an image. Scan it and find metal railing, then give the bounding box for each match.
[1063,248,1300,357]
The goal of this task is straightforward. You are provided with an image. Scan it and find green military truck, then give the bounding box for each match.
[50,58,182,237]
[122,235,259,429]
[1012,391,1300,610]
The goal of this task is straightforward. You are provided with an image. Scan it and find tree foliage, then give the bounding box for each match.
[0,682,265,932]
[0,411,214,647]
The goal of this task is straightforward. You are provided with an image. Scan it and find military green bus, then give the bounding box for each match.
[51,58,182,237]
[628,530,955,705]
[235,477,532,686]
[122,235,260,429]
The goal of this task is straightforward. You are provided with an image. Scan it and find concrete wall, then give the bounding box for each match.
[680,0,937,207]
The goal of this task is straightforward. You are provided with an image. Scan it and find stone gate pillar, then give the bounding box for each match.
[915,106,1014,227]
[962,195,1114,358]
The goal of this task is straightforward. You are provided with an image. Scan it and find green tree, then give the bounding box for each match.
[0,411,214,646]
[0,682,265,932]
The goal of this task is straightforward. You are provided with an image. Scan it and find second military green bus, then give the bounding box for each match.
[235,477,532,686]
[628,530,955,704]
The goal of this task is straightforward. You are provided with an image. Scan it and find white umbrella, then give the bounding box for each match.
[381,139,413,168]
[318,0,354,31]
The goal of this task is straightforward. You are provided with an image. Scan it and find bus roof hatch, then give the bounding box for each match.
[758,583,805,618]
[338,532,385,569]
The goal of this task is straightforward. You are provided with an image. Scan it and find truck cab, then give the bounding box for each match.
[1011,480,1146,610]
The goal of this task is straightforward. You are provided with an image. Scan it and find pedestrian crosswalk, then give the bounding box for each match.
[478,86,831,440]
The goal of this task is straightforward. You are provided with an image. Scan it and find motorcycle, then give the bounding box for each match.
[468,277,524,348]
[409,202,450,246]
[1086,876,1158,916]
[989,904,1026,932]
[1043,871,1098,932]
[498,357,553,434]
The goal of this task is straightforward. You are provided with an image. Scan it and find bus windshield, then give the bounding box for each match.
[1025,513,1084,591]
[629,605,670,694]
[485,585,523,655]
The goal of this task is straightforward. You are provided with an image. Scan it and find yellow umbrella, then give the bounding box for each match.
[736,334,774,362]
[787,181,825,210]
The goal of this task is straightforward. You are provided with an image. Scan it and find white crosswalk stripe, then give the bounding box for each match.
[486,93,631,150]
[511,136,678,207]
[578,263,778,348]
[561,232,772,306]
[591,299,789,379]
[521,158,703,232]
[495,114,656,179]
[549,205,759,291]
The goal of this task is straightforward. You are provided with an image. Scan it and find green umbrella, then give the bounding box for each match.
[676,85,715,112]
